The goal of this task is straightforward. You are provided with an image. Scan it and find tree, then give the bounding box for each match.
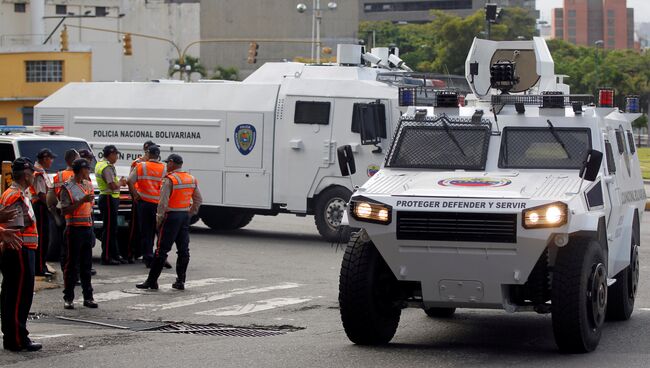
[210,66,240,81]
[168,55,207,79]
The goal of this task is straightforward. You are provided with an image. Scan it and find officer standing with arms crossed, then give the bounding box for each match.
[47,149,79,270]
[0,158,42,351]
[95,145,127,265]
[137,154,201,290]
[125,140,156,263]
[60,159,97,309]
[31,148,56,277]
[127,145,172,269]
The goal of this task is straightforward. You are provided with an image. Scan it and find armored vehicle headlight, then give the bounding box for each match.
[350,200,392,225]
[522,202,568,229]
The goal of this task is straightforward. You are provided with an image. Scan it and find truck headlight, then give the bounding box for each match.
[522,202,568,229]
[350,200,392,225]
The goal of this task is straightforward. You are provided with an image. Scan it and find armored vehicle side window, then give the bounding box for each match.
[385,116,490,170]
[0,143,16,162]
[604,141,616,174]
[498,127,591,169]
[614,129,625,154]
[351,102,387,145]
[626,130,636,154]
[294,101,330,125]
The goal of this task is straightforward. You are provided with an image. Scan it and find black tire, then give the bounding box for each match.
[606,213,640,321]
[339,230,401,345]
[551,238,607,353]
[314,186,352,242]
[424,307,456,318]
[200,207,252,231]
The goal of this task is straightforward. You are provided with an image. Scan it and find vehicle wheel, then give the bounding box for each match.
[314,186,352,242]
[607,214,640,321]
[236,213,255,229]
[424,307,456,318]
[339,230,401,345]
[551,238,607,353]
[200,208,252,230]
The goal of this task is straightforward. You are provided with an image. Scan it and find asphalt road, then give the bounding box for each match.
[1,213,650,368]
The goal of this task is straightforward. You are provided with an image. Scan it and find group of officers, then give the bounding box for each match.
[0,141,202,352]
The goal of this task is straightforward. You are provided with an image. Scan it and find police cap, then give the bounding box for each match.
[71,158,91,173]
[143,140,156,150]
[12,157,35,172]
[147,144,161,156]
[37,148,58,159]
[163,154,183,165]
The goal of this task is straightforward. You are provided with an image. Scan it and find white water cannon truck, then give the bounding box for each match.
[34,45,433,241]
[337,37,646,353]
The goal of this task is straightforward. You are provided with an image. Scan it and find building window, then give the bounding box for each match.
[608,28,615,37]
[21,107,33,126]
[568,18,576,26]
[568,10,576,17]
[556,30,564,38]
[608,39,615,47]
[95,6,108,17]
[363,1,473,12]
[0,118,7,125]
[14,3,26,13]
[569,37,576,43]
[56,5,67,15]
[568,28,576,36]
[25,60,63,83]
[608,10,615,18]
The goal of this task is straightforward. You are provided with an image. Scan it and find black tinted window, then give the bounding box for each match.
[615,129,625,154]
[626,131,636,154]
[605,141,616,174]
[0,143,16,163]
[294,101,330,125]
[17,140,94,173]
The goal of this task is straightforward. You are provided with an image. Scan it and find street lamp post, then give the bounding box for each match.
[297,1,337,64]
[594,40,604,89]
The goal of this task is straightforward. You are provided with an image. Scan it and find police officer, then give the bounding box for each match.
[47,149,79,270]
[31,148,56,277]
[137,154,202,290]
[60,159,97,309]
[127,145,171,268]
[95,145,127,265]
[125,140,156,263]
[0,158,42,351]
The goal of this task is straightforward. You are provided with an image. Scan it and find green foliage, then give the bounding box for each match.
[210,66,240,81]
[168,55,207,78]
[637,147,650,179]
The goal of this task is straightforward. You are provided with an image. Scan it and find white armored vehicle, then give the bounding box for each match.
[337,37,646,353]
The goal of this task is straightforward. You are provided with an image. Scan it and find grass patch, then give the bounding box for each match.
[638,147,650,180]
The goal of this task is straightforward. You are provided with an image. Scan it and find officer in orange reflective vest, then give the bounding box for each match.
[0,157,42,352]
[125,140,156,263]
[30,148,56,277]
[47,149,79,270]
[60,159,97,310]
[127,145,169,268]
[137,154,202,290]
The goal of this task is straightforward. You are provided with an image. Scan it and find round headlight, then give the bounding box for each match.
[377,208,389,222]
[528,211,539,224]
[546,206,563,223]
[355,202,372,218]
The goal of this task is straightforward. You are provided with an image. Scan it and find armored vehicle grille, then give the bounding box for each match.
[396,211,517,243]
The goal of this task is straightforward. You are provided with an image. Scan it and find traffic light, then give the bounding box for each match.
[122,33,132,56]
[60,25,68,52]
[247,41,259,64]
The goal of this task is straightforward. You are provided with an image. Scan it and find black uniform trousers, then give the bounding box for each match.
[138,200,158,263]
[0,247,35,349]
[63,226,94,301]
[146,211,190,283]
[98,194,120,262]
[32,201,49,275]
[123,201,140,260]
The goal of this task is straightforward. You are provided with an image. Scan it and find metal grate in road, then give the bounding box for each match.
[144,323,294,337]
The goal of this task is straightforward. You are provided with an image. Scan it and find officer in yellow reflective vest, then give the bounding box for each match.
[0,157,42,352]
[137,154,202,291]
[95,145,126,265]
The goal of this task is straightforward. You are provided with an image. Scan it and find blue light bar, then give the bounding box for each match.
[625,96,640,113]
[0,126,28,134]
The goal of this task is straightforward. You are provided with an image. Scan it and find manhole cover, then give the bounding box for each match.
[144,323,297,337]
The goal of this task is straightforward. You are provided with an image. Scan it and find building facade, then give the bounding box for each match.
[0,47,91,125]
[552,0,634,49]
[200,0,359,77]
[359,0,537,23]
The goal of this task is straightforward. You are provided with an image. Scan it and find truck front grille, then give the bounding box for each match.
[396,211,517,243]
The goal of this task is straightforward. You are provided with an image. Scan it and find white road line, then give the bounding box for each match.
[28,334,72,340]
[80,278,244,303]
[93,274,175,285]
[130,282,302,311]
[639,308,650,311]
[196,297,312,316]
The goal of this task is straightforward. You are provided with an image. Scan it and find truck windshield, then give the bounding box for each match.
[498,127,592,169]
[385,116,491,170]
[18,140,95,173]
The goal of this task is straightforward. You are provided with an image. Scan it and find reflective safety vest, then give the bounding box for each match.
[62,180,93,227]
[131,158,143,171]
[29,166,49,203]
[95,160,119,198]
[1,186,38,249]
[135,161,165,203]
[53,169,74,197]
[166,171,197,211]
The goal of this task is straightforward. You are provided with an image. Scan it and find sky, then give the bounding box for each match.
[537,0,650,23]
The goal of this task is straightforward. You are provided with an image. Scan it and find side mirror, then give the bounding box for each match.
[579,149,603,182]
[337,145,356,177]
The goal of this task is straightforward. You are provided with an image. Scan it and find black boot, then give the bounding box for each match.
[136,256,165,290]
[172,256,189,290]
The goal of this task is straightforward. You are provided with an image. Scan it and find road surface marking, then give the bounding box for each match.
[196,297,312,316]
[93,274,175,285]
[80,278,244,303]
[130,282,302,311]
[24,334,71,340]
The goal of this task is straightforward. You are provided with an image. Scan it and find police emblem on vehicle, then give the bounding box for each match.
[367,165,380,177]
[234,124,256,155]
[438,177,512,187]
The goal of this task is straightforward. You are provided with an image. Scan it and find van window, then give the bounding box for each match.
[0,143,16,163]
[604,141,616,174]
[626,130,636,154]
[294,101,330,125]
[17,140,94,173]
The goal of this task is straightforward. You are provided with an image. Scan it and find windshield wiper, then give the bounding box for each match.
[440,117,467,157]
[546,119,571,159]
